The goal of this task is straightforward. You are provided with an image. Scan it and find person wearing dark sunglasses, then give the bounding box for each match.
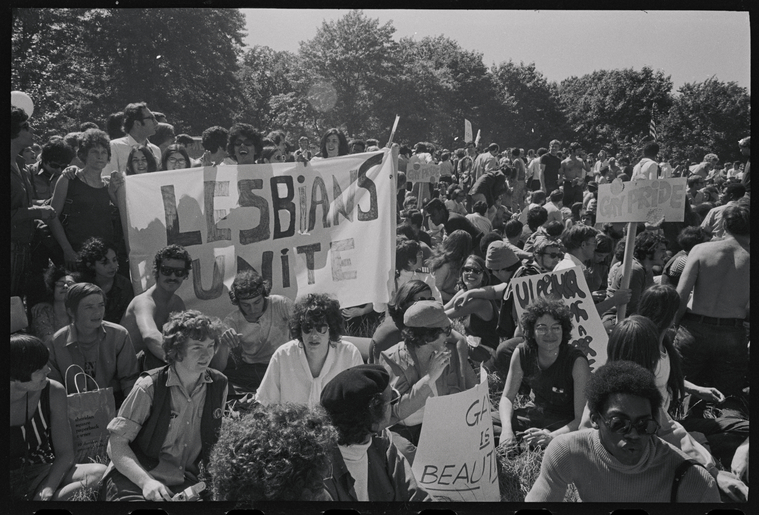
[28,136,76,202]
[120,245,192,371]
[526,361,719,502]
[321,365,432,502]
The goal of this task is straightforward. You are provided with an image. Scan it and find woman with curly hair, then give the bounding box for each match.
[320,365,432,501]
[210,403,336,502]
[429,229,473,302]
[255,293,363,408]
[30,264,74,343]
[227,123,263,165]
[125,145,159,175]
[75,237,134,323]
[497,297,591,450]
[381,301,477,457]
[312,128,350,160]
[48,128,123,269]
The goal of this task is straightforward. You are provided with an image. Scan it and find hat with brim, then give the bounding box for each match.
[403,300,451,328]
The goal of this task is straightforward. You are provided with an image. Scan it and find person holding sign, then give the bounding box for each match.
[498,297,591,450]
[320,365,432,502]
[525,361,719,502]
[381,301,478,456]
[255,293,363,408]
[11,334,106,501]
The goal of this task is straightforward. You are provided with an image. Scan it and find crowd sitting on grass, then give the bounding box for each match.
[10,101,750,503]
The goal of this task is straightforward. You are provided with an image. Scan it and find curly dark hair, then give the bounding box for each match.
[153,244,192,280]
[586,360,662,417]
[227,123,263,162]
[77,128,111,163]
[11,333,50,382]
[632,231,668,261]
[201,125,229,153]
[209,403,337,502]
[40,136,75,166]
[11,105,30,140]
[562,224,598,251]
[76,237,116,281]
[161,310,223,366]
[387,280,433,329]
[326,391,386,446]
[42,263,73,299]
[396,237,421,272]
[229,269,269,305]
[290,293,343,344]
[520,297,573,352]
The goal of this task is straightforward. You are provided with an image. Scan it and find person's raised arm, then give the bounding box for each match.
[448,283,508,309]
[498,349,524,450]
[445,297,494,321]
[33,381,75,501]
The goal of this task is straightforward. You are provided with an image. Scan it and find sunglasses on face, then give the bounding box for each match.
[234,140,256,147]
[302,323,329,334]
[600,415,660,436]
[426,325,453,342]
[159,266,188,278]
[462,266,483,275]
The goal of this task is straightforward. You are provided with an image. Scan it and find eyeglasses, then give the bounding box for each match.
[55,280,75,288]
[462,266,484,275]
[534,325,563,335]
[540,252,564,259]
[600,415,660,436]
[302,323,329,335]
[159,266,188,278]
[167,157,186,165]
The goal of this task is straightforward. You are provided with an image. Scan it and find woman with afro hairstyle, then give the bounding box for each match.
[255,293,363,408]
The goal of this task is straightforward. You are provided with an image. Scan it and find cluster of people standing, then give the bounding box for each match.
[10,100,750,504]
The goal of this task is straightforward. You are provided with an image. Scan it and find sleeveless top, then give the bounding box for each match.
[62,176,114,251]
[518,343,586,420]
[463,299,499,349]
[10,383,55,470]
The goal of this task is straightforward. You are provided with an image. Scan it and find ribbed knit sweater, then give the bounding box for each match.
[525,429,720,502]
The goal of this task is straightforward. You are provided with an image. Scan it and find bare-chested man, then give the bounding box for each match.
[674,202,750,397]
[559,142,590,207]
[120,244,192,371]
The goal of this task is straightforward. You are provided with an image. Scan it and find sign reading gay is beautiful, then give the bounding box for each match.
[123,150,395,319]
[412,367,500,502]
[596,177,687,224]
[508,265,608,370]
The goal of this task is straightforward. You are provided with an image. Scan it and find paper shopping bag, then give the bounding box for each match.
[65,365,116,463]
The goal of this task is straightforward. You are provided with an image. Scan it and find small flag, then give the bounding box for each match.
[474,129,481,148]
[386,115,400,146]
[649,105,658,141]
[464,119,473,143]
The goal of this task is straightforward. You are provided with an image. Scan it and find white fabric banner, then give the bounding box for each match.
[508,265,608,371]
[124,150,395,319]
[412,367,501,501]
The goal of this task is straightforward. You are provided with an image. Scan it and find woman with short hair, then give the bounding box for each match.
[255,293,363,408]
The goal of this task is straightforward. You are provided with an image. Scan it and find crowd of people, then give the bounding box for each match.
[10,100,750,503]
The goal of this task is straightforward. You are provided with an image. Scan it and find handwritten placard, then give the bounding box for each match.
[596,178,686,224]
[406,162,441,183]
[412,367,500,501]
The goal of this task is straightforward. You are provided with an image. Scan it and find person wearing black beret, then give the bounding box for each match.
[320,364,432,502]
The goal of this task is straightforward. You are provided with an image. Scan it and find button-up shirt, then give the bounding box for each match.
[47,321,139,396]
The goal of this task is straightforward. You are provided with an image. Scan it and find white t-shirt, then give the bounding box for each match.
[632,158,659,181]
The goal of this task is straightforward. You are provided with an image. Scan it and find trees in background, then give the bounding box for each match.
[12,8,749,163]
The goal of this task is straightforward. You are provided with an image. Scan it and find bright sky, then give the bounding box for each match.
[242,9,751,92]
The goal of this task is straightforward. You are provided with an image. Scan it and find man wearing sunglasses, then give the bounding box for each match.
[28,136,76,202]
[121,245,192,371]
[526,361,719,502]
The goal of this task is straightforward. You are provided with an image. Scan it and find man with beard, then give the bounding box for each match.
[120,245,192,370]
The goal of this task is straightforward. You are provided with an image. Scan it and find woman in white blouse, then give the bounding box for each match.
[256,293,362,408]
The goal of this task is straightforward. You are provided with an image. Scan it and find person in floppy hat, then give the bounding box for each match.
[321,365,432,502]
[380,301,477,462]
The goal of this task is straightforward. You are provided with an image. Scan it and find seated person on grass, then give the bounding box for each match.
[100,310,227,501]
[526,360,720,502]
[209,269,294,394]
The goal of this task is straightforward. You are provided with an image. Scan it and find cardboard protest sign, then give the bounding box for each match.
[509,265,608,370]
[412,367,500,502]
[464,119,473,143]
[123,150,395,319]
[406,162,441,183]
[596,177,687,224]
